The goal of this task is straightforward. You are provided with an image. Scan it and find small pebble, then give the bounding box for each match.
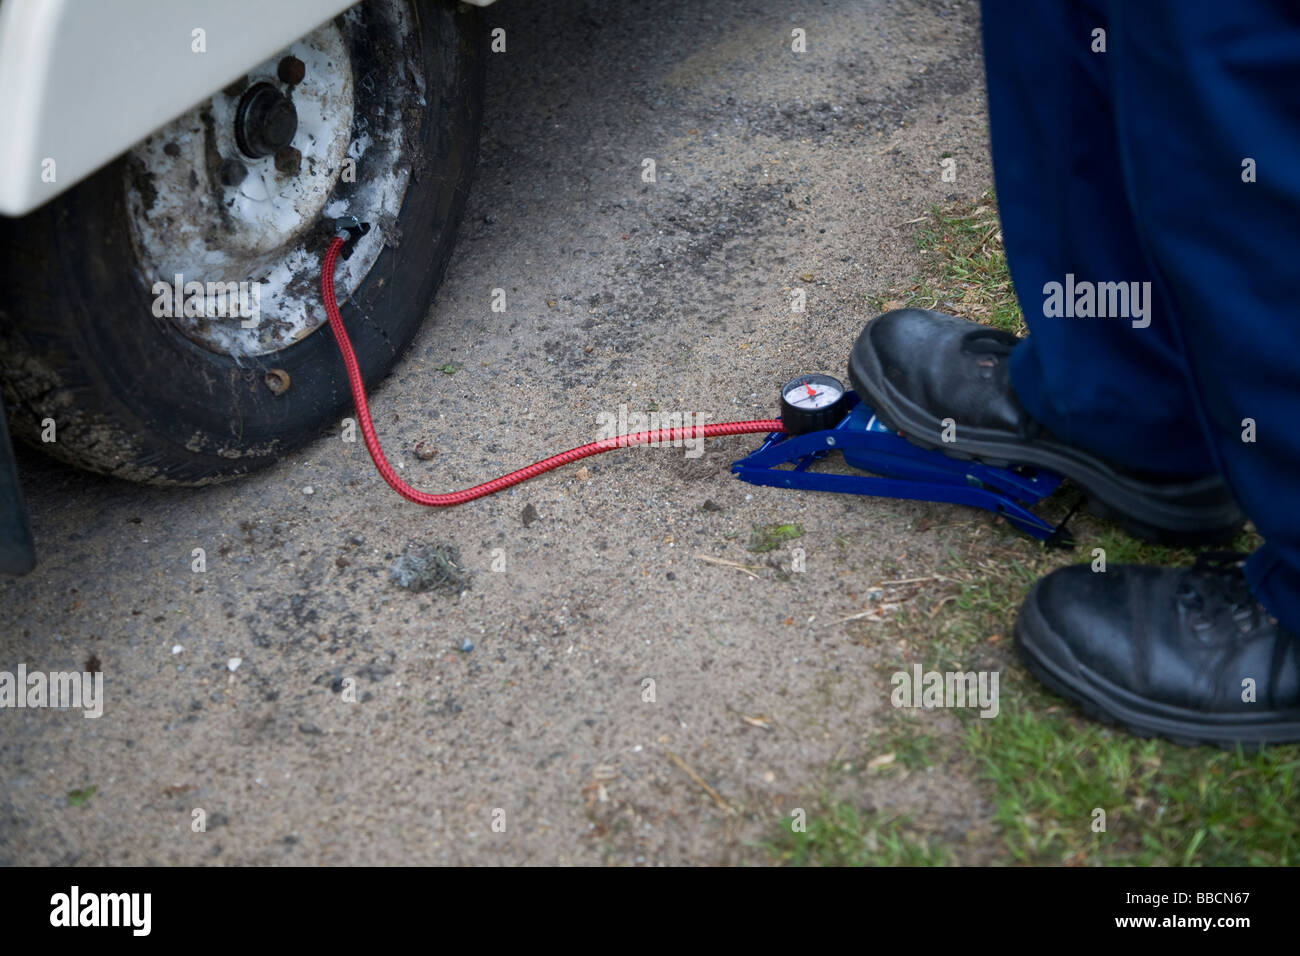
[460,639,475,653]
[171,644,183,655]
[227,657,242,672]
[302,486,314,495]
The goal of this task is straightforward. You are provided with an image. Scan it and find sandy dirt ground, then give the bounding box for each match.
[2,0,996,865]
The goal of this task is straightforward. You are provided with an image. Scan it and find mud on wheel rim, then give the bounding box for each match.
[125,0,420,358]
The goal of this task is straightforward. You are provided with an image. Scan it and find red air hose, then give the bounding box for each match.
[320,236,783,506]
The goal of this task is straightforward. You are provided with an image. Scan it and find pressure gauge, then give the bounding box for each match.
[780,373,850,435]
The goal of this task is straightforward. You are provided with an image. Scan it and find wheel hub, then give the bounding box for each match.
[234,82,299,159]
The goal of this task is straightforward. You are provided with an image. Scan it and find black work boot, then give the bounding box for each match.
[847,309,1243,544]
[1015,553,1300,747]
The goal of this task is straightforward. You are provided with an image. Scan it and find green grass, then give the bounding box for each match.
[766,192,1296,867]
[968,703,1299,865]
[881,190,1026,336]
[884,714,944,771]
[747,522,804,553]
[766,800,948,866]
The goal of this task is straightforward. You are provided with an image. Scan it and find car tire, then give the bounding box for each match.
[0,0,483,485]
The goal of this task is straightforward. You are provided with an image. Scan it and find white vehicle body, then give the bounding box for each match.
[0,0,498,217]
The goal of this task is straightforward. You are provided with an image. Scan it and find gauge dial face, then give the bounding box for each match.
[779,373,850,435]
[782,374,844,410]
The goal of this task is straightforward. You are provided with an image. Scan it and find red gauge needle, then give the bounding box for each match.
[804,382,817,397]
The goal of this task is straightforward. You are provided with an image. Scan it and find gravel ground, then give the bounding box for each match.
[1,0,995,865]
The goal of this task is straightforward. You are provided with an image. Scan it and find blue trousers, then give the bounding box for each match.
[982,0,1300,633]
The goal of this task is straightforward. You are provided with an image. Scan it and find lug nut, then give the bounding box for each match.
[218,157,248,186]
[235,81,298,159]
[277,55,306,86]
[274,146,302,176]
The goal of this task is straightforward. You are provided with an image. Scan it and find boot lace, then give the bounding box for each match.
[1177,551,1265,636]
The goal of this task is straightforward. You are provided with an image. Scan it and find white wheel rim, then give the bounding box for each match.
[125,4,418,358]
